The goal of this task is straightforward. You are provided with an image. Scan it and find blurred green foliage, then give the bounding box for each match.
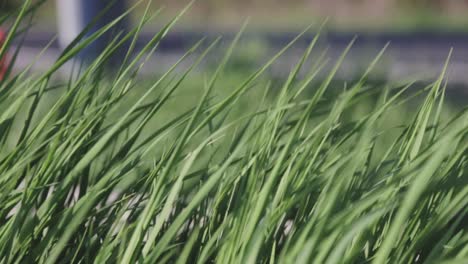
[0,0,18,15]
[5,0,468,30]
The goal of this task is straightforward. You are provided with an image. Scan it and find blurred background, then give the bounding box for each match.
[149,0,468,31]
[1,0,468,99]
[2,0,468,31]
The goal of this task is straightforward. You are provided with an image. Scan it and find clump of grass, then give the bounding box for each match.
[0,1,467,263]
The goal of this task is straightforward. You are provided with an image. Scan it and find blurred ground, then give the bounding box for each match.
[14,30,468,90]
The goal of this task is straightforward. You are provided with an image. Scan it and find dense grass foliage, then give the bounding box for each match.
[0,2,467,263]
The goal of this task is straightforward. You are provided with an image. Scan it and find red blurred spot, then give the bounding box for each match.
[0,29,7,80]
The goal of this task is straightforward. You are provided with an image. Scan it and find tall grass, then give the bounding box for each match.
[0,1,467,263]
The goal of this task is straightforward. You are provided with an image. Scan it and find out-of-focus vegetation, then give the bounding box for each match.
[138,0,468,31]
[3,0,468,31]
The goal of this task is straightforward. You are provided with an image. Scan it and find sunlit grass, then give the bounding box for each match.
[0,1,467,263]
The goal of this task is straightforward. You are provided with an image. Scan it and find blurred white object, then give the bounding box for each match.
[56,0,83,48]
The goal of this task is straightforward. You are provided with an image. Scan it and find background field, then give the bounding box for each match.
[2,0,468,31]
